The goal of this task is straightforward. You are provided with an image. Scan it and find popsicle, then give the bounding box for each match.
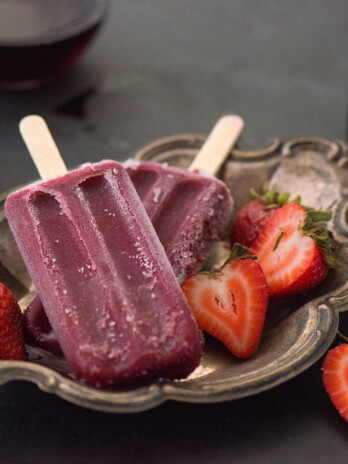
[5,117,203,387]
[23,294,63,356]
[125,115,243,283]
[22,115,243,354]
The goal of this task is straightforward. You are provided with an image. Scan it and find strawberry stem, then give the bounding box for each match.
[225,243,257,265]
[250,187,264,201]
[337,331,348,343]
[200,244,258,279]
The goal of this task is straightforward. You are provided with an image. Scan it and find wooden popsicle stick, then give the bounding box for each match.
[19,115,68,180]
[20,114,243,180]
[188,115,244,175]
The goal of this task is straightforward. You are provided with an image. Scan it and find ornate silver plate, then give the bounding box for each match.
[0,135,347,413]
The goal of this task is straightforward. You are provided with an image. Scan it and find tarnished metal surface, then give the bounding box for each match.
[0,135,347,412]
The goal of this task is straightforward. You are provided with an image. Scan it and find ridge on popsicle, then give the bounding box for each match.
[5,116,205,387]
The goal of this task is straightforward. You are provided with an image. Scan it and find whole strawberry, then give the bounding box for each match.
[182,244,268,358]
[0,282,26,360]
[230,186,291,247]
[250,202,337,298]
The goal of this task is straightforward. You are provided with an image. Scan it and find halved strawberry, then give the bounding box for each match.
[0,282,26,360]
[182,245,268,358]
[250,202,337,298]
[230,186,291,247]
[322,344,348,422]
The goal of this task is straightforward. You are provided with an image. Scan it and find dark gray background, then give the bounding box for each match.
[0,1,348,462]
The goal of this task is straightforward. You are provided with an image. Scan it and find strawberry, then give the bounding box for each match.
[182,244,268,358]
[230,185,291,247]
[250,202,337,298]
[0,282,26,360]
[322,344,348,423]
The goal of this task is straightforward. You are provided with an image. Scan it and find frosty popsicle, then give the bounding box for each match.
[125,160,233,283]
[5,116,203,387]
[23,159,235,354]
[125,115,243,282]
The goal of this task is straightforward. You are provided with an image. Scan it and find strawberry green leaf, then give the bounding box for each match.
[302,214,340,268]
[278,192,290,206]
[225,243,257,264]
[307,210,332,222]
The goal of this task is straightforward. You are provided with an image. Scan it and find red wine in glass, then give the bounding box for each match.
[0,0,109,90]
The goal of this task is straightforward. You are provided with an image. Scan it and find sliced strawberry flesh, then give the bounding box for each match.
[251,203,327,297]
[183,259,268,358]
[322,344,348,422]
[0,283,26,360]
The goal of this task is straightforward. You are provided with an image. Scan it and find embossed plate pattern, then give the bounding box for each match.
[0,136,347,413]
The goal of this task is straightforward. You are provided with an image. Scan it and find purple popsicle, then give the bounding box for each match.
[23,294,63,356]
[124,115,243,283]
[5,160,203,387]
[23,160,233,356]
[125,160,234,283]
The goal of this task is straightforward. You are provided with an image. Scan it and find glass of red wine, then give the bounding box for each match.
[0,0,109,90]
